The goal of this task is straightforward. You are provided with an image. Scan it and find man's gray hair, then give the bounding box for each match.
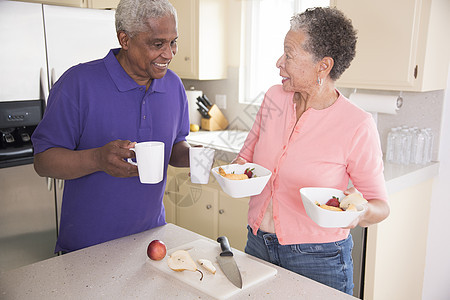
[115,0,177,37]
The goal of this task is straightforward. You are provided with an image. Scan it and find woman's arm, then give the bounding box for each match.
[343,187,390,229]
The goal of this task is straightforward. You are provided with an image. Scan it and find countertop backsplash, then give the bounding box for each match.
[182,66,444,162]
[339,88,444,161]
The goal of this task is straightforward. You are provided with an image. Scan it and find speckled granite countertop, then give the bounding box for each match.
[0,224,357,300]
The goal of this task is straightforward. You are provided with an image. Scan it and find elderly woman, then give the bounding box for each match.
[234,7,390,294]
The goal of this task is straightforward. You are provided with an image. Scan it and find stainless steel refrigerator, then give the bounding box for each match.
[351,226,367,299]
[0,0,118,274]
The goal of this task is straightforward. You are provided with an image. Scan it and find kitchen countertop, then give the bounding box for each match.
[0,223,357,300]
[187,130,440,194]
[187,130,248,154]
[187,130,248,162]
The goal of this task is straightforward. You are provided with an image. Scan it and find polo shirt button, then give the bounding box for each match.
[143,115,146,120]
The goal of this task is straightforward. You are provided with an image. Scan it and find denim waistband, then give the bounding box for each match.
[248,225,351,245]
[249,225,277,239]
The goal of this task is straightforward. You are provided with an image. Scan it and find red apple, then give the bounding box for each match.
[147,240,167,261]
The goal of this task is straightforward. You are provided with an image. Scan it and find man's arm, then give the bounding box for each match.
[169,141,190,168]
[34,140,138,180]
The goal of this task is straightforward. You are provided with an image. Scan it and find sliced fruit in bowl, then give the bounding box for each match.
[300,187,367,228]
[212,163,272,198]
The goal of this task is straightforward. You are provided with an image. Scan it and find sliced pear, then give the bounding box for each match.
[319,204,343,211]
[167,250,203,280]
[346,203,357,212]
[198,259,216,274]
[339,193,367,210]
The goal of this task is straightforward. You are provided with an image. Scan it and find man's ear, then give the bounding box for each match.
[117,31,130,50]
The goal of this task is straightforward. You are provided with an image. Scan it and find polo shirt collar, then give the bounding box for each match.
[104,48,166,94]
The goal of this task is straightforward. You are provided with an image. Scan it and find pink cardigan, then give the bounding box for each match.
[239,85,388,245]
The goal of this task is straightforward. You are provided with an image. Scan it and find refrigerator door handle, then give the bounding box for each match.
[40,67,48,100]
[50,68,56,88]
[46,177,53,191]
[57,179,64,190]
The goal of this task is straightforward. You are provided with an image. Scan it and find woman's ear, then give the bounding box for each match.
[318,57,334,75]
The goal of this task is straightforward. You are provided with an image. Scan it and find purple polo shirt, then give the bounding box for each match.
[32,49,190,252]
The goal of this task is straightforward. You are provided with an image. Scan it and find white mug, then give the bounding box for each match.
[127,141,164,184]
[189,147,215,184]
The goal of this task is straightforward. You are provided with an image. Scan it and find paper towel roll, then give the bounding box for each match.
[186,90,203,125]
[349,92,402,114]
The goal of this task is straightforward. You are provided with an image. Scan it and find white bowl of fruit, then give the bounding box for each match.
[211,163,272,198]
[300,187,367,228]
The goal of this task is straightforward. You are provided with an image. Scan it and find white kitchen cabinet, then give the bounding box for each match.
[218,191,249,251]
[169,0,227,80]
[331,0,449,92]
[163,167,177,224]
[11,0,119,9]
[86,0,118,9]
[176,171,219,239]
[364,178,433,300]
[163,166,249,251]
[11,0,87,8]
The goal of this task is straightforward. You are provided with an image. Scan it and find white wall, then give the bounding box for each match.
[421,66,450,300]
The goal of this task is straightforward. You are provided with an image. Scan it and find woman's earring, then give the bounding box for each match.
[317,77,323,86]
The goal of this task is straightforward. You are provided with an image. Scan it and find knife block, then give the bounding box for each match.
[201,104,229,131]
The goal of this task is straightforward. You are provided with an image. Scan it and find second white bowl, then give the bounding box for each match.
[300,187,366,228]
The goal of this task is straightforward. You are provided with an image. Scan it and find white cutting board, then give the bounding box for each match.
[150,239,277,299]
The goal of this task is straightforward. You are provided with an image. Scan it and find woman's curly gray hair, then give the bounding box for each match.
[115,0,177,37]
[290,7,357,81]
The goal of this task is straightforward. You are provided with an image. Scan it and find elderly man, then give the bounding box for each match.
[32,0,190,253]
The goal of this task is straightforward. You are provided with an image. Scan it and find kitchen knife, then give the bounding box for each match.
[196,100,210,113]
[197,107,210,119]
[196,96,210,109]
[216,236,243,289]
[196,101,210,118]
[202,94,213,108]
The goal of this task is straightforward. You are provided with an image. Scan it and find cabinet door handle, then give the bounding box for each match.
[219,209,225,214]
[206,204,212,209]
[184,56,190,61]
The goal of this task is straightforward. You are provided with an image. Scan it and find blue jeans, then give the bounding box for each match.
[245,226,354,295]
